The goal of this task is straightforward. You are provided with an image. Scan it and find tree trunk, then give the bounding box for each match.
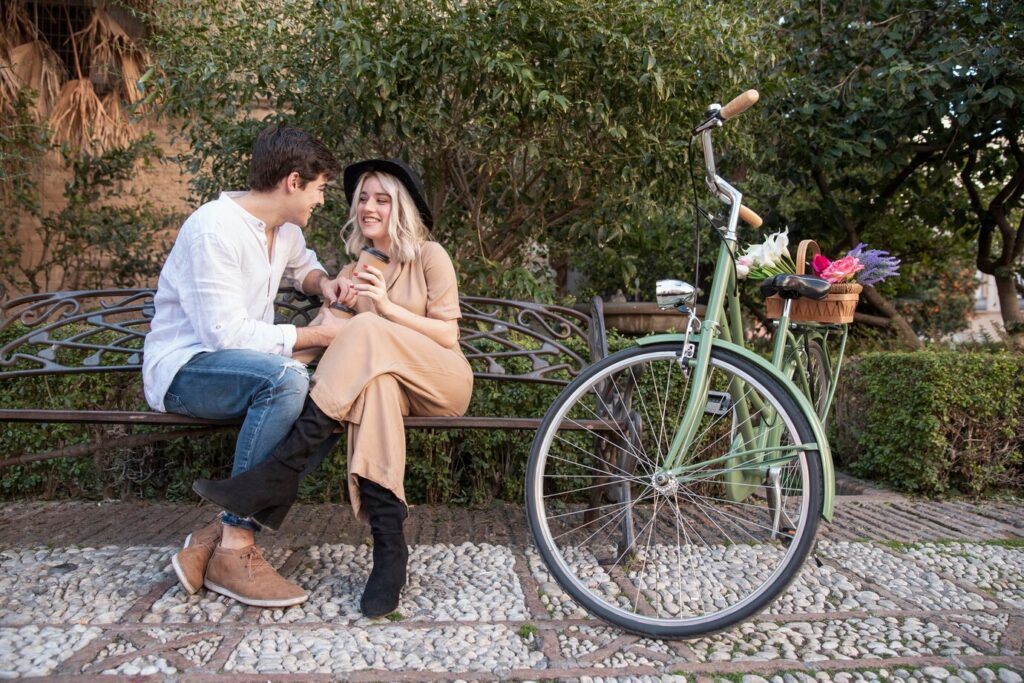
[961,143,1024,349]
[861,285,924,350]
[994,272,1024,349]
[811,167,924,347]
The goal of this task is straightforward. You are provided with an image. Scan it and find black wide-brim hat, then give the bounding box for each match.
[343,158,433,229]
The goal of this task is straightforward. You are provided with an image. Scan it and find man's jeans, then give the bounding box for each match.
[164,350,321,531]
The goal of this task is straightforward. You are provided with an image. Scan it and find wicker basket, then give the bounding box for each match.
[764,240,862,324]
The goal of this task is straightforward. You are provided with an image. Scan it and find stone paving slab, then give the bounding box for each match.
[0,497,1020,681]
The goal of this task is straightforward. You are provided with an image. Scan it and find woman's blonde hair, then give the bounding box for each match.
[343,171,429,263]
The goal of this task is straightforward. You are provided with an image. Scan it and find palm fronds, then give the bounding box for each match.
[2,4,151,152]
[3,41,66,119]
[50,78,108,152]
[76,8,149,103]
[1,2,37,49]
[101,91,135,149]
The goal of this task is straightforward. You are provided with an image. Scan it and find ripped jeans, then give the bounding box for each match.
[164,349,312,531]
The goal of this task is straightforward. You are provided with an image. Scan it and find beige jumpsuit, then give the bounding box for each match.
[309,241,473,520]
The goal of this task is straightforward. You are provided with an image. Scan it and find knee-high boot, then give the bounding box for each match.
[358,477,409,617]
[192,396,338,529]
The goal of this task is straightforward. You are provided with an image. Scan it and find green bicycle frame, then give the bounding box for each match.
[637,242,837,522]
[777,323,849,424]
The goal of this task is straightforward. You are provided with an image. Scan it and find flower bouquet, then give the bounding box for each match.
[737,230,900,323]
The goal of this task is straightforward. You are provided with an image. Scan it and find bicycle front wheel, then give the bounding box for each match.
[526,342,824,638]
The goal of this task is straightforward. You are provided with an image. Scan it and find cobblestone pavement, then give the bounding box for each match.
[0,484,1021,682]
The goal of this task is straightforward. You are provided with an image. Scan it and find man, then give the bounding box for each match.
[143,125,350,607]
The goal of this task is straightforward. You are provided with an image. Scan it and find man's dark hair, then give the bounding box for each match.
[248,125,341,191]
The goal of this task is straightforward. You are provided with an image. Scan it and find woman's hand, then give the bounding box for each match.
[320,275,358,308]
[353,264,393,316]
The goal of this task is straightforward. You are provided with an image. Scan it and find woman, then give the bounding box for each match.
[192,158,474,617]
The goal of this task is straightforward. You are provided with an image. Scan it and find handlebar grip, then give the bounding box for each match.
[719,89,759,120]
[739,204,763,229]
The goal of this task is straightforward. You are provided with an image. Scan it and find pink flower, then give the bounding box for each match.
[820,255,864,283]
[811,254,831,276]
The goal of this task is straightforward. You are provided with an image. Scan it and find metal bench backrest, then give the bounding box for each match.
[0,289,605,386]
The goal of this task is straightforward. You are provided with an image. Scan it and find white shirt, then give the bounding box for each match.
[142,192,326,411]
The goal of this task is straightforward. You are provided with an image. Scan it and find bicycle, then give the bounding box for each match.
[525,90,848,639]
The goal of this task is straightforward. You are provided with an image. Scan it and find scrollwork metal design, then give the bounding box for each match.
[459,296,597,384]
[1,290,603,384]
[0,288,325,378]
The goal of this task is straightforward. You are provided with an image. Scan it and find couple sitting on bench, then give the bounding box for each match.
[145,126,472,615]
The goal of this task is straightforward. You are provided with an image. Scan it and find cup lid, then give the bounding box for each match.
[361,246,391,263]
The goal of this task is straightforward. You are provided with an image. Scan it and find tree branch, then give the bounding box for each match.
[812,167,855,240]
[854,151,933,234]
[860,285,923,349]
[961,150,998,273]
[852,311,893,327]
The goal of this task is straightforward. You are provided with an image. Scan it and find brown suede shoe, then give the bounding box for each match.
[171,521,222,595]
[203,545,307,608]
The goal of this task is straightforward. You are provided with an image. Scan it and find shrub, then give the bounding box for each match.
[832,352,1024,496]
[0,324,634,504]
[1,132,178,294]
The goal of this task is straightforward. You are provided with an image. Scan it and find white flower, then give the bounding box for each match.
[760,228,791,267]
[760,239,780,267]
[772,228,791,259]
[736,262,750,279]
[743,243,766,266]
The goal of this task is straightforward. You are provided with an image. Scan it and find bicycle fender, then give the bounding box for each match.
[635,333,836,522]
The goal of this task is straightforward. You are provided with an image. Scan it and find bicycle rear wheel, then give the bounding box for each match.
[790,337,831,421]
[526,342,823,638]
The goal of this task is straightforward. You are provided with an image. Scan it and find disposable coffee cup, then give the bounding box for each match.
[357,246,391,273]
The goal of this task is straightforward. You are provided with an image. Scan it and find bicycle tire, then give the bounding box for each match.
[526,342,824,638]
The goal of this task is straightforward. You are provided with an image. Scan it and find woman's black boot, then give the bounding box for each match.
[192,397,338,528]
[358,477,409,617]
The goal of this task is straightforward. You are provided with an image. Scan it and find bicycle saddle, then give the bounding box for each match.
[759,274,831,300]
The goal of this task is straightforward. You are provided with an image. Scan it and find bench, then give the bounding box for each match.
[0,288,608,467]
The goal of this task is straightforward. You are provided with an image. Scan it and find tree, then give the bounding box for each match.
[758,0,1023,348]
[147,0,772,297]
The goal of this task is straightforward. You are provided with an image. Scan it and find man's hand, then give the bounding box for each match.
[320,275,358,308]
[294,306,349,350]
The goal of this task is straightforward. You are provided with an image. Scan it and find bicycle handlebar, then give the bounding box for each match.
[719,89,759,120]
[738,204,763,229]
[695,88,763,231]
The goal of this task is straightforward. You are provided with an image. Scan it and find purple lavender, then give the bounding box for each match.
[848,243,901,286]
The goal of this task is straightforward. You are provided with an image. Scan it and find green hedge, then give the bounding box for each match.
[11,335,1018,502]
[0,370,238,501]
[832,352,1024,496]
[0,325,634,505]
[0,368,563,505]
